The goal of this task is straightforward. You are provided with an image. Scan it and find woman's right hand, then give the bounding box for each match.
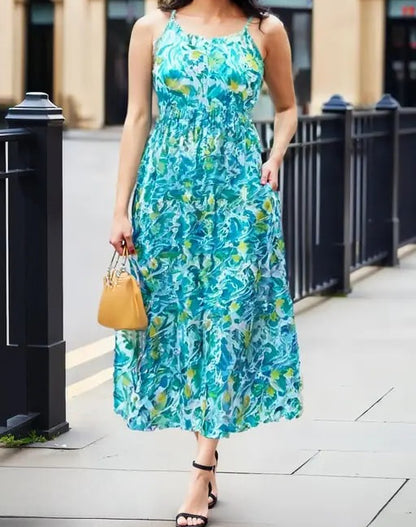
[109,214,136,256]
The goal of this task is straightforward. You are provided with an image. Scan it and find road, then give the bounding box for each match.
[63,127,124,352]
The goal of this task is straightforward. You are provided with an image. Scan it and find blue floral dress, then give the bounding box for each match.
[113,9,304,439]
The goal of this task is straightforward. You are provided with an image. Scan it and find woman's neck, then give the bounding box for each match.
[179,0,242,19]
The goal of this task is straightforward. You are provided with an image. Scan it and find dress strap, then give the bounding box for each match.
[244,15,254,29]
[154,9,176,49]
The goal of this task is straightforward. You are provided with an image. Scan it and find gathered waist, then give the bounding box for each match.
[156,102,253,124]
[152,105,259,146]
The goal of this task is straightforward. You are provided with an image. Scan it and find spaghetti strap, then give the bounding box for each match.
[153,9,176,50]
[244,15,253,29]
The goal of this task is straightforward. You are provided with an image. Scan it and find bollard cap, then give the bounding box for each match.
[322,94,353,112]
[5,92,64,121]
[375,94,400,110]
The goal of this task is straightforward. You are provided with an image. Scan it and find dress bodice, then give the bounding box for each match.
[152,9,265,124]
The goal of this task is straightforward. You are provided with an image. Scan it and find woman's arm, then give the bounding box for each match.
[110,15,154,255]
[261,16,298,191]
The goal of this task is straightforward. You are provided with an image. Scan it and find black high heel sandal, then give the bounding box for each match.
[175,460,216,527]
[208,450,219,509]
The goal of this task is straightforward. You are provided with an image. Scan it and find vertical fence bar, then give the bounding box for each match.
[397,109,416,245]
[7,138,28,347]
[322,95,353,294]
[5,92,69,438]
[0,137,9,425]
[375,94,400,266]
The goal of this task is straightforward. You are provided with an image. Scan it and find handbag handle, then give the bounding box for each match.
[108,243,128,269]
[106,244,130,284]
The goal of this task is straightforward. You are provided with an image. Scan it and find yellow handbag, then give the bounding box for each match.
[97,244,148,330]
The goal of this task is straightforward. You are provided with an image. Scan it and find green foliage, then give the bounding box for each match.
[0,430,48,448]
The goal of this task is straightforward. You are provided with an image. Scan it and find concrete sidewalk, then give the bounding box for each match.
[1,246,416,527]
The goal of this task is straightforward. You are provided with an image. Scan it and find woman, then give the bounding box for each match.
[109,1,304,525]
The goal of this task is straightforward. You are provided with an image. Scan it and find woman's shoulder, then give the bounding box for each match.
[131,8,171,36]
[251,11,288,56]
[254,12,285,35]
[132,8,170,39]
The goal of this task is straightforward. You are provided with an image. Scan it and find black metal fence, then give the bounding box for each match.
[0,91,415,438]
[0,92,68,439]
[257,94,416,301]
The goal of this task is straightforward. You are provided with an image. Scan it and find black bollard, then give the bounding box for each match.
[1,92,69,439]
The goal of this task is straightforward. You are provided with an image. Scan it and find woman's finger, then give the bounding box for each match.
[123,232,136,255]
[270,173,279,191]
[111,239,124,255]
[260,165,270,184]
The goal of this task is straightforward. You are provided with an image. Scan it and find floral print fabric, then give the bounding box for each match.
[113,9,304,438]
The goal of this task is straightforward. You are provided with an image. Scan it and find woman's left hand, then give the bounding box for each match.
[260,156,283,191]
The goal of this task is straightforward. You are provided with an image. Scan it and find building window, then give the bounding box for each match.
[26,0,54,99]
[262,2,313,115]
[388,0,416,18]
[386,1,416,106]
[105,0,145,125]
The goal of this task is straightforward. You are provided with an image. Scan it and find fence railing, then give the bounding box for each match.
[0,92,68,439]
[256,94,416,302]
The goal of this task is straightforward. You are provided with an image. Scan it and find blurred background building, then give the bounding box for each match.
[0,0,415,128]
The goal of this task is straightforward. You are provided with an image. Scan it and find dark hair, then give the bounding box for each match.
[158,1,271,30]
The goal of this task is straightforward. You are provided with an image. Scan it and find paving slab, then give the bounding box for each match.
[4,415,416,469]
[0,424,316,475]
[295,297,416,342]
[9,381,117,449]
[4,418,416,466]
[299,381,394,421]
[299,348,416,385]
[221,473,404,527]
[349,248,416,290]
[223,418,416,453]
[370,478,416,527]
[348,267,416,299]
[358,385,416,423]
[0,466,404,527]
[296,450,416,479]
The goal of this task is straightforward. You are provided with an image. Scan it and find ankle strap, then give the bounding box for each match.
[192,460,214,471]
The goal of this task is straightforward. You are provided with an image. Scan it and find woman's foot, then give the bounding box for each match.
[176,461,213,526]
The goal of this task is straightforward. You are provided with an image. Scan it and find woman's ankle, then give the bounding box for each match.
[193,468,211,482]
